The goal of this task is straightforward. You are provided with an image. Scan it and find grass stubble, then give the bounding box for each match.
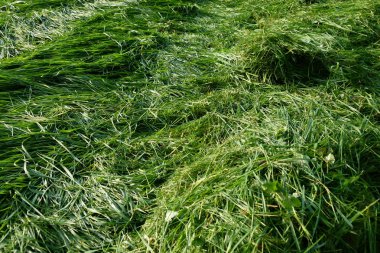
[0,0,379,252]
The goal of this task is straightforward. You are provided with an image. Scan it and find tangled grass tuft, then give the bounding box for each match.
[241,0,380,85]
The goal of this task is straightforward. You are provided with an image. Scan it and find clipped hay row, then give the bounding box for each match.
[0,0,230,251]
[139,86,380,252]
[0,0,134,59]
[241,0,379,84]
[0,0,379,252]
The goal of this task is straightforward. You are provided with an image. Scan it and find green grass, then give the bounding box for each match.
[0,0,379,252]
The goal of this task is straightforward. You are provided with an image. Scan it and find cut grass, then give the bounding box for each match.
[240,0,380,85]
[0,0,132,59]
[0,0,379,252]
[139,85,380,252]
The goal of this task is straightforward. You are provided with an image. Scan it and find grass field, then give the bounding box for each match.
[0,0,379,252]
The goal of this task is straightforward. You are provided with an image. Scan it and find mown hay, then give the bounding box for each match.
[242,0,380,85]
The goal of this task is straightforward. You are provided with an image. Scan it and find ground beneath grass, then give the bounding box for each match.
[0,0,379,252]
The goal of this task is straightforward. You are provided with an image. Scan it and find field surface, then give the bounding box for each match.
[0,0,379,252]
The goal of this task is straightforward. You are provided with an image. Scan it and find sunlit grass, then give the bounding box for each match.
[0,0,379,252]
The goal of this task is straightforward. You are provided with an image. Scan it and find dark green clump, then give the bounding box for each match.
[242,0,380,85]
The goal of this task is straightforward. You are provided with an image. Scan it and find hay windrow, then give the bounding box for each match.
[0,0,379,252]
[241,0,380,85]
